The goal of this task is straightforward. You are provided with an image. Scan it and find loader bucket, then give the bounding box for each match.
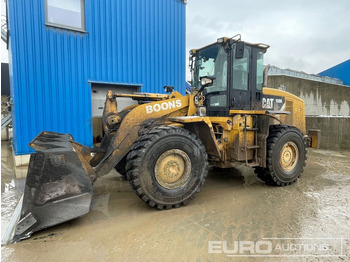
[13,132,94,242]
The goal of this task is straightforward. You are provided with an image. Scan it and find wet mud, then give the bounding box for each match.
[1,141,349,261]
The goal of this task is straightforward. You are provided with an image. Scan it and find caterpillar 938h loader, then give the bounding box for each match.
[14,36,314,241]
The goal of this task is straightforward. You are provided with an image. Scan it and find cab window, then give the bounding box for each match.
[194,45,228,94]
[232,46,250,90]
[256,51,264,90]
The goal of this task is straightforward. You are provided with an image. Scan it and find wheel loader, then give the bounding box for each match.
[13,36,316,241]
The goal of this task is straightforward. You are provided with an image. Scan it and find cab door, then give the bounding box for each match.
[251,49,265,110]
[229,45,266,110]
[230,46,251,110]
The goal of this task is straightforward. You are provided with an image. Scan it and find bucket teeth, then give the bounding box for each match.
[13,213,37,242]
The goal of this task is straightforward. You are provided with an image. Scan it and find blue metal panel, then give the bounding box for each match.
[7,0,186,155]
[319,60,350,86]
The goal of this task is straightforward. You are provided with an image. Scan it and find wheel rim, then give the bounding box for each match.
[279,141,299,172]
[154,149,191,189]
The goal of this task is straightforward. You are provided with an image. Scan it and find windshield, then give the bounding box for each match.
[192,44,228,93]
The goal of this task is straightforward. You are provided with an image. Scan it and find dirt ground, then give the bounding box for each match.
[1,141,350,261]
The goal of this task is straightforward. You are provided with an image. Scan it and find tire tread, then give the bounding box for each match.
[255,125,307,186]
[126,125,208,209]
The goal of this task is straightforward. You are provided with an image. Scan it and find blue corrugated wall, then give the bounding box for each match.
[318,59,350,86]
[7,0,186,155]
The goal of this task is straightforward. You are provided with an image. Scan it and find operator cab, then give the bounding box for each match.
[190,36,269,116]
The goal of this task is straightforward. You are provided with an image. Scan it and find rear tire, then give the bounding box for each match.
[255,125,307,186]
[126,126,208,209]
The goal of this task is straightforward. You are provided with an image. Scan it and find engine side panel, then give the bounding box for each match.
[262,88,306,134]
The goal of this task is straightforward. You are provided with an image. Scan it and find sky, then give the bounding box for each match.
[1,0,349,76]
[1,0,7,63]
[185,0,350,79]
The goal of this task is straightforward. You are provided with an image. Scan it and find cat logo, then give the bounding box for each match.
[262,98,274,109]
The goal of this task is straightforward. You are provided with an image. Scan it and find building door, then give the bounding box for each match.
[91,83,140,143]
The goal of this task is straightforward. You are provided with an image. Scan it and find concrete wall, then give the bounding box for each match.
[267,76,350,150]
[306,116,350,150]
[267,76,350,116]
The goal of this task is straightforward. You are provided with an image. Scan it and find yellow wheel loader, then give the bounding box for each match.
[14,36,315,241]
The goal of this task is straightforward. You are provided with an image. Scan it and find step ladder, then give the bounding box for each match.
[243,115,260,167]
[1,113,12,130]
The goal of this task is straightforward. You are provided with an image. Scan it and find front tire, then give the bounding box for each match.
[126,126,208,209]
[114,156,127,178]
[255,125,307,186]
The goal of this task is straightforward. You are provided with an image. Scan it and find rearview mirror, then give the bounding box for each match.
[200,76,215,89]
[235,42,245,59]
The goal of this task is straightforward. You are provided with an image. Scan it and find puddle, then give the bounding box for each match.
[1,143,350,260]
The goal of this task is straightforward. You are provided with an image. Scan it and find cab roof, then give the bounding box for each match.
[190,36,270,55]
